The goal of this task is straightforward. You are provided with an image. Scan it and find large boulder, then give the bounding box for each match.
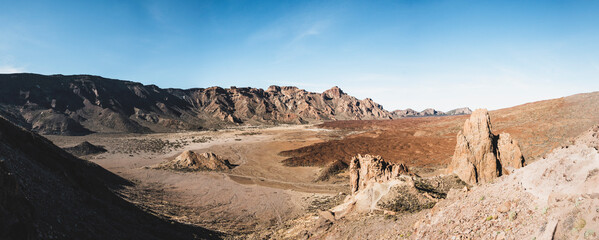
[448,109,525,185]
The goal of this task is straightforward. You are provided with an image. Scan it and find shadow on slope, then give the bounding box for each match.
[0,116,221,240]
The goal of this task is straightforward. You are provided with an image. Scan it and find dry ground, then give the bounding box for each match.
[43,91,599,238]
[45,125,351,236]
[281,91,599,176]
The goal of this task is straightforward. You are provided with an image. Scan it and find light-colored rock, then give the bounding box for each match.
[155,150,233,171]
[496,201,511,213]
[449,109,525,185]
[349,154,409,194]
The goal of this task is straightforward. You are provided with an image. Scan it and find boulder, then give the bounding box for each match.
[448,109,525,185]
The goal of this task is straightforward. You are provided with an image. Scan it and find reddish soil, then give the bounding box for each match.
[281,116,466,172]
[281,91,599,173]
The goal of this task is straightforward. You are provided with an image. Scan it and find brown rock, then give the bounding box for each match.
[317,210,336,222]
[448,109,525,185]
[349,154,409,194]
[497,133,525,174]
[496,201,511,213]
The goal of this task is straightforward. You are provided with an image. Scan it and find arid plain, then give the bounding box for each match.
[41,90,599,239]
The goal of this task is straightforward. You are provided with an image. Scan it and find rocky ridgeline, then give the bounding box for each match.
[0,73,393,135]
[391,107,472,118]
[448,109,525,185]
[154,150,233,171]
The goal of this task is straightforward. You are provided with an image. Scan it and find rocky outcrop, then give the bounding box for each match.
[0,73,393,135]
[327,155,463,220]
[155,150,233,171]
[349,154,409,194]
[416,124,599,240]
[63,141,107,156]
[391,107,472,118]
[448,109,525,185]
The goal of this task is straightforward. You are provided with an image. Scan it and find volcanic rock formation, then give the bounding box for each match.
[155,150,233,171]
[416,124,599,239]
[324,154,463,222]
[0,73,392,135]
[349,154,409,194]
[448,109,525,185]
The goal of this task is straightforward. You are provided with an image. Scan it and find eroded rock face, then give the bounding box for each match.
[349,154,409,194]
[449,109,524,185]
[156,150,233,171]
[497,133,525,173]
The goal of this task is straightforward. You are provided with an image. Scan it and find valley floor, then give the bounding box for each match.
[45,124,356,237]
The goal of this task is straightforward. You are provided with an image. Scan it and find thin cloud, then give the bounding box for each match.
[0,65,25,73]
[289,20,330,44]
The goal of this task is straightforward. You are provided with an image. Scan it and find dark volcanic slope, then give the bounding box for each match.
[0,116,220,240]
[0,73,392,135]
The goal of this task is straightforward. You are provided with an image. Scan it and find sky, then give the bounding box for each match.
[1,0,599,111]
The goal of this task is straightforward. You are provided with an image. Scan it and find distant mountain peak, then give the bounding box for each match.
[391,107,472,118]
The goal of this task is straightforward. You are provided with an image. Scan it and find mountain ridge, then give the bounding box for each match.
[0,73,392,135]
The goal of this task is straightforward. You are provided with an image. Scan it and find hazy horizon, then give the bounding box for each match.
[2,0,599,111]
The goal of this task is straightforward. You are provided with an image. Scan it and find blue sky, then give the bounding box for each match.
[1,0,599,111]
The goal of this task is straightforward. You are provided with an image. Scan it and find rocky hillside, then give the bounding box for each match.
[391,107,472,118]
[0,73,392,135]
[0,116,220,239]
[415,124,599,239]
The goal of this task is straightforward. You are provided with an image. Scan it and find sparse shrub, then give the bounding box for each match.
[573,218,586,232]
[377,186,437,213]
[584,229,595,238]
[509,211,517,221]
